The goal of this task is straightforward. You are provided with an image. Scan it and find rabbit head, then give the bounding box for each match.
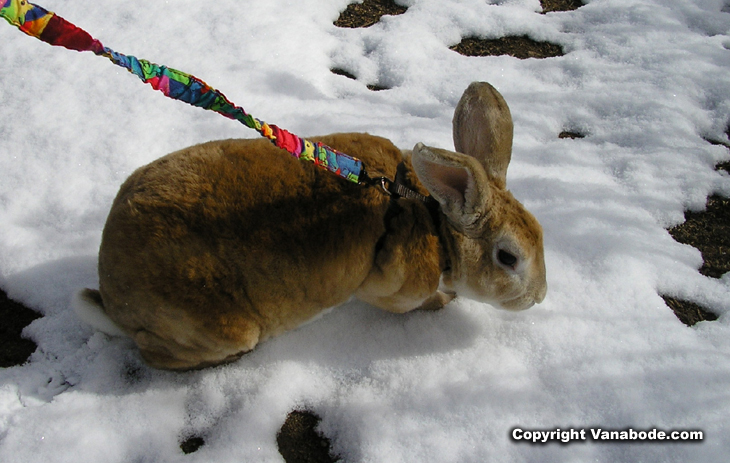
[411,82,547,311]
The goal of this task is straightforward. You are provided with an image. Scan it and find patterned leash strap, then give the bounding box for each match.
[1,0,364,183]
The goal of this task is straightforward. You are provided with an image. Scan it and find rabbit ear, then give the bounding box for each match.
[411,143,491,232]
[452,82,513,189]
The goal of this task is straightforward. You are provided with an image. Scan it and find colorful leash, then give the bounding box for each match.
[1,0,364,183]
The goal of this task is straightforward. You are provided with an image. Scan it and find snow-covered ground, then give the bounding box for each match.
[2,0,730,461]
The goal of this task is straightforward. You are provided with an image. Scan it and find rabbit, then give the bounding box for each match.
[73,81,547,370]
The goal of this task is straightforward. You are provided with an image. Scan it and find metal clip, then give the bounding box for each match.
[360,168,438,207]
[377,177,394,196]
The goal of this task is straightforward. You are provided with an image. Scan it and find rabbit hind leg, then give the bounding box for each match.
[134,322,260,371]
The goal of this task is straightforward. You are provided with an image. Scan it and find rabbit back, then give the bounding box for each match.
[98,134,399,369]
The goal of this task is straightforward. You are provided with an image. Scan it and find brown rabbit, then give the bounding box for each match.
[74,82,547,370]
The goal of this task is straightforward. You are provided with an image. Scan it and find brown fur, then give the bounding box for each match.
[78,82,547,370]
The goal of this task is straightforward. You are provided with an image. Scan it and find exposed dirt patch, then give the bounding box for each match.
[332,0,584,28]
[366,83,390,91]
[277,410,340,463]
[0,288,40,368]
[450,36,564,59]
[334,0,407,28]
[662,295,719,326]
[330,66,391,91]
[541,0,584,13]
[180,436,206,455]
[330,67,358,81]
[661,145,730,325]
[669,193,730,279]
[559,130,586,139]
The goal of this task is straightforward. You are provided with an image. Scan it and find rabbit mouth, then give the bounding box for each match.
[455,284,533,311]
[498,293,536,311]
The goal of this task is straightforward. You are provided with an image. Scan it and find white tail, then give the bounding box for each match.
[72,289,127,337]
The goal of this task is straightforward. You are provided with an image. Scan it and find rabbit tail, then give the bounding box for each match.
[72,288,128,337]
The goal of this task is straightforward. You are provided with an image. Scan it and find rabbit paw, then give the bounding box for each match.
[417,290,456,311]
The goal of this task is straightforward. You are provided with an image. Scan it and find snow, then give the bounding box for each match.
[1,0,730,461]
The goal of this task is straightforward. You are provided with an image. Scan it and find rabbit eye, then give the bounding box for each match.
[497,249,518,268]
